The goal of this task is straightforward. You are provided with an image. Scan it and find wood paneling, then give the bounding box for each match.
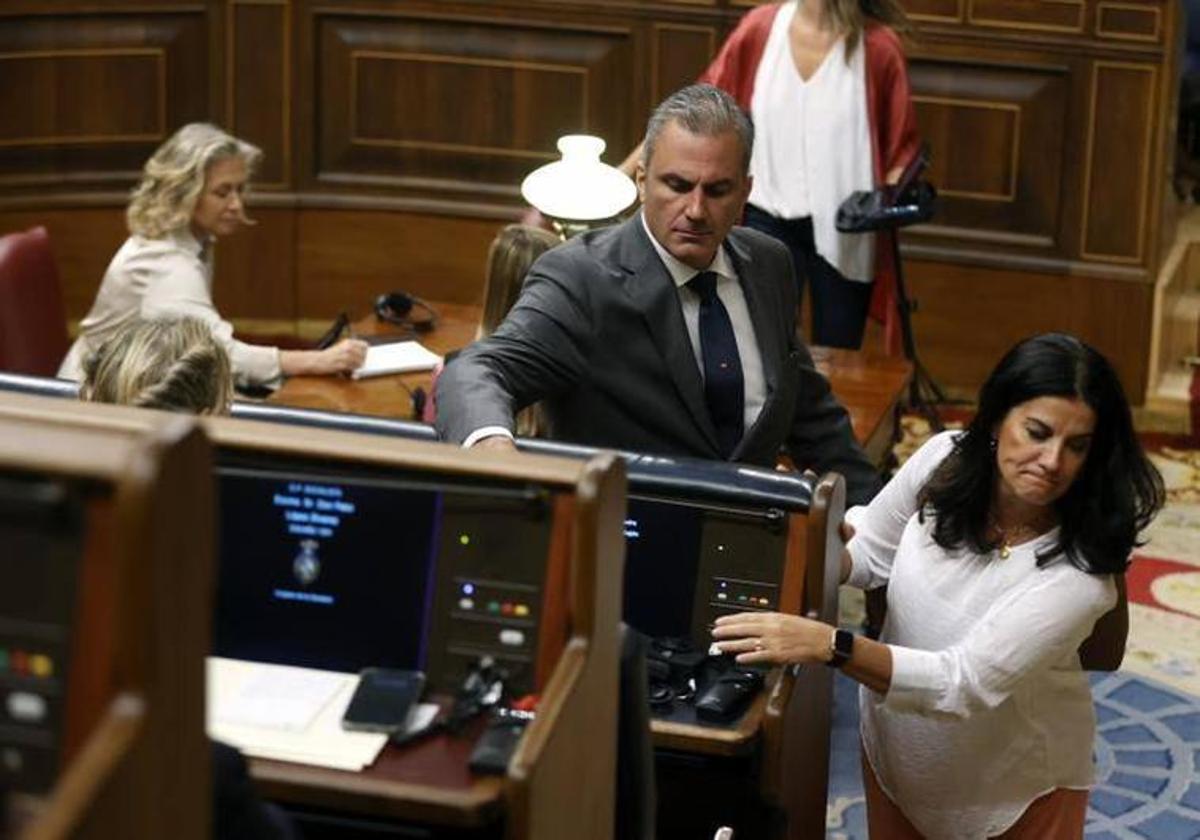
[229,0,290,188]
[911,57,1068,247]
[1096,3,1163,42]
[295,210,503,316]
[908,0,965,23]
[212,208,296,321]
[314,11,633,199]
[652,23,717,104]
[0,50,164,146]
[0,8,213,191]
[905,257,1154,397]
[1080,61,1157,263]
[967,0,1086,33]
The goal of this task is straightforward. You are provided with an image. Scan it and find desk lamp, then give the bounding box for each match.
[520,134,636,239]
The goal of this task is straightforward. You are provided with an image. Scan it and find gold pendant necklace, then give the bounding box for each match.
[990,516,1050,559]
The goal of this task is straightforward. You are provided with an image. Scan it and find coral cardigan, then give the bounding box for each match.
[699,3,920,354]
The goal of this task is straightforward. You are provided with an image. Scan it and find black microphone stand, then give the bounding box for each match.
[836,152,948,430]
[883,214,949,430]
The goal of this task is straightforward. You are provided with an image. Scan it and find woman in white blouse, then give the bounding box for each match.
[59,123,366,388]
[713,333,1164,838]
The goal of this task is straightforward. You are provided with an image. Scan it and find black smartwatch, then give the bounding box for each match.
[825,628,854,669]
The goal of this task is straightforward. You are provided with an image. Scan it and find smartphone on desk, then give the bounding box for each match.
[341,668,426,734]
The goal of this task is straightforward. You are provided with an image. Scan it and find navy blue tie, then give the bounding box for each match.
[688,271,744,458]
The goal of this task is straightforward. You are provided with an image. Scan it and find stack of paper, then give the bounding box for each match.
[207,657,387,771]
[351,341,442,380]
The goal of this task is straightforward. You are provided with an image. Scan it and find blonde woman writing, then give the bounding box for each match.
[59,123,366,388]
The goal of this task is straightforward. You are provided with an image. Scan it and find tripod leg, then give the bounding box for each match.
[889,232,944,431]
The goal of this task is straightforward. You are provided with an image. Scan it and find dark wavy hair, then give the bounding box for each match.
[918,333,1164,574]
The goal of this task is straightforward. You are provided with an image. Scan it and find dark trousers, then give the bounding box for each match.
[744,204,873,349]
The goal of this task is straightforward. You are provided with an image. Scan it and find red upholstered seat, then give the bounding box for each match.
[0,226,69,376]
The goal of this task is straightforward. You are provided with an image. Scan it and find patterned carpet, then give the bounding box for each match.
[826,420,1200,839]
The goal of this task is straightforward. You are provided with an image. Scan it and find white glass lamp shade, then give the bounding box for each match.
[520,135,637,222]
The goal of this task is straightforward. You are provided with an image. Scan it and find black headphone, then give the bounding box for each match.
[374,291,438,334]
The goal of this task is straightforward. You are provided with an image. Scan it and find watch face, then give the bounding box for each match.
[828,628,854,668]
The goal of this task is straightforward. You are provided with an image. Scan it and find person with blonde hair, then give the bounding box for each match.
[59,122,366,387]
[478,224,561,337]
[81,316,233,414]
[424,223,560,435]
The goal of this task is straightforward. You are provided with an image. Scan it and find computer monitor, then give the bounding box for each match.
[621,496,789,645]
[214,458,436,673]
[213,451,557,694]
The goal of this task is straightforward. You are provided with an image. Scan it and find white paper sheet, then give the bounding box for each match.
[212,664,344,732]
[350,341,442,379]
[207,657,388,772]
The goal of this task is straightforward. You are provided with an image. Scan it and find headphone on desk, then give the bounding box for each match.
[374,291,438,334]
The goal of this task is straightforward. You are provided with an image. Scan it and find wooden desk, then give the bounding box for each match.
[271,303,913,464]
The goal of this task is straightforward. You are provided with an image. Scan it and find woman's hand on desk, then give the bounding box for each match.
[712,611,893,694]
[711,612,832,667]
[280,338,369,376]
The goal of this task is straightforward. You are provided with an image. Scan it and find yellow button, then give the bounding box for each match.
[514,604,530,617]
[29,655,52,678]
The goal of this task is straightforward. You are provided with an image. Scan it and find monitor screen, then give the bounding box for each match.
[214,463,438,673]
[622,497,704,640]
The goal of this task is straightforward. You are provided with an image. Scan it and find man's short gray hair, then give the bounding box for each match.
[641,84,754,173]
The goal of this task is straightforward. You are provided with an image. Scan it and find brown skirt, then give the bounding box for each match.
[861,751,1089,839]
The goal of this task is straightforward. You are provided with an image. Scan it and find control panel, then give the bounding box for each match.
[0,474,83,794]
[424,492,554,696]
[623,497,788,646]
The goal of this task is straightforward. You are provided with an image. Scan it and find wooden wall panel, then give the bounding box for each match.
[211,208,297,322]
[1080,61,1157,263]
[314,11,633,201]
[0,9,213,191]
[229,0,290,188]
[911,57,1068,247]
[908,0,966,23]
[652,23,716,104]
[967,0,1086,33]
[906,258,1153,397]
[0,51,163,145]
[295,210,504,316]
[1096,2,1163,42]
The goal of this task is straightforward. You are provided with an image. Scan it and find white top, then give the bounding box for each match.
[58,229,281,388]
[845,431,1117,839]
[749,2,875,282]
[462,215,768,447]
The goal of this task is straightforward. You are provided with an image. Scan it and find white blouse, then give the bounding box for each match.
[748,2,875,282]
[845,431,1116,839]
[58,228,281,387]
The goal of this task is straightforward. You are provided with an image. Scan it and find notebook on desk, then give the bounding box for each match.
[351,341,442,380]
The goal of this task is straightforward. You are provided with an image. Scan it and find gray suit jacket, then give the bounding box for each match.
[435,216,881,505]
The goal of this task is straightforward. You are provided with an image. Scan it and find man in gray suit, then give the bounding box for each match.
[435,84,880,504]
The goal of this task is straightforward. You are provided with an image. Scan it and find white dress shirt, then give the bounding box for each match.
[845,431,1117,839]
[748,2,875,282]
[462,216,767,447]
[58,228,281,387]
